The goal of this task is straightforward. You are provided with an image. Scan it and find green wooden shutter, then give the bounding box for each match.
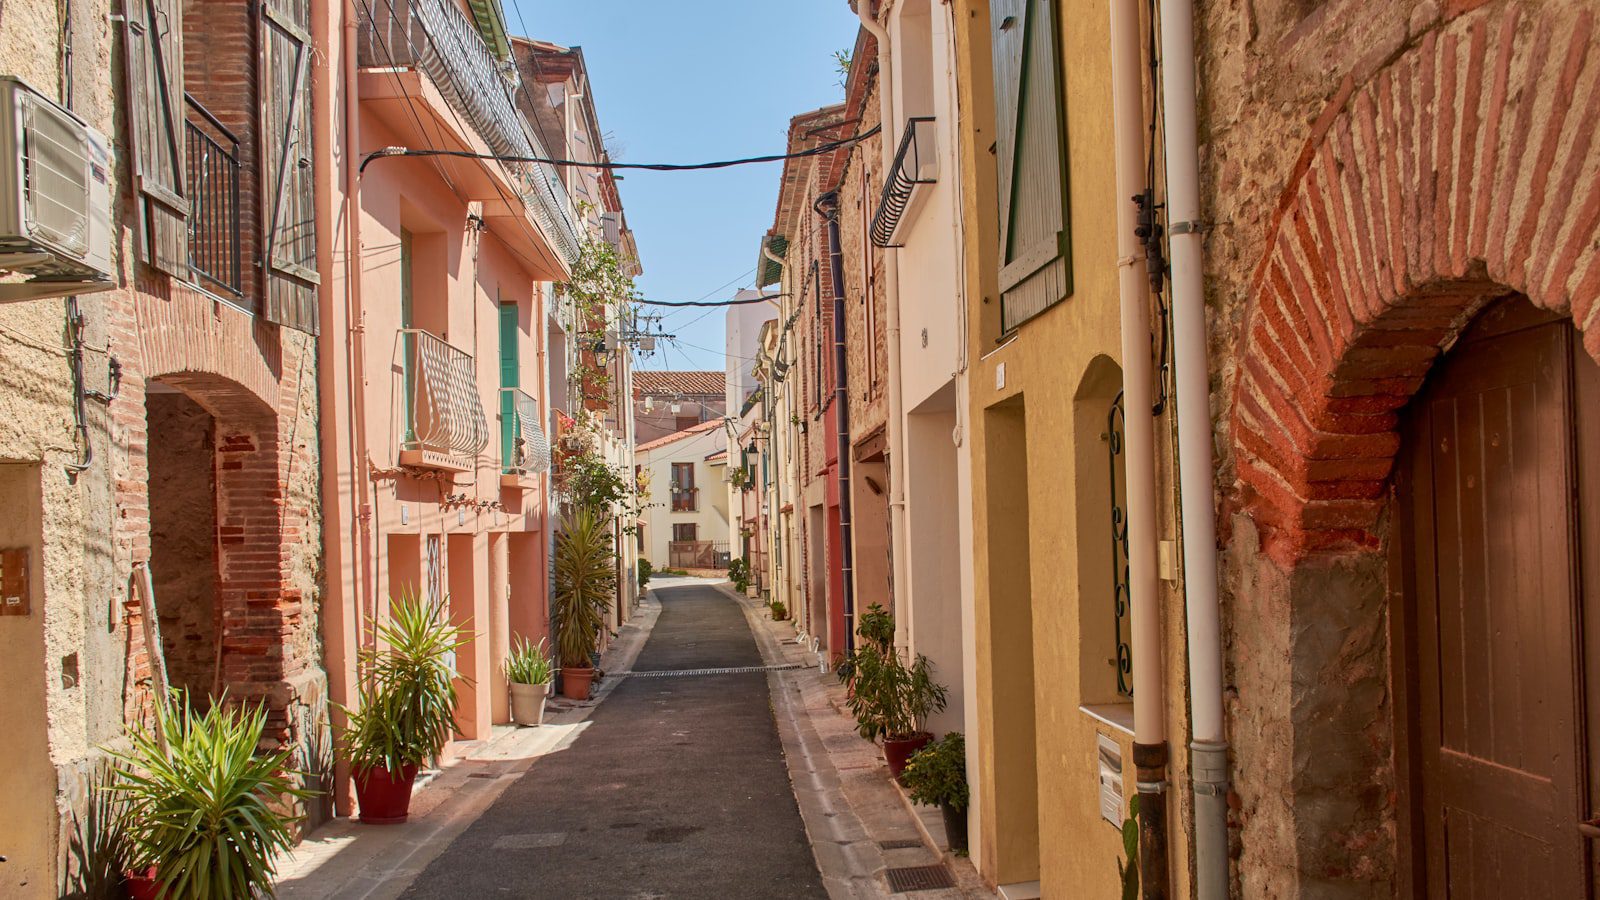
[260,0,319,333]
[122,0,189,276]
[400,230,416,444]
[499,300,519,472]
[990,0,1071,332]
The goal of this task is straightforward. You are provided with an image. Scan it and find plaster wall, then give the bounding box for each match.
[950,0,1194,894]
[637,427,730,568]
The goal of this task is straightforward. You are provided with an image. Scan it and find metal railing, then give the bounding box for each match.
[500,387,550,476]
[358,0,579,265]
[398,329,490,464]
[670,487,699,513]
[870,117,938,248]
[184,94,243,298]
[668,541,718,569]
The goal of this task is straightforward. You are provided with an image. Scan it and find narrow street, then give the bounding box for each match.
[397,582,827,900]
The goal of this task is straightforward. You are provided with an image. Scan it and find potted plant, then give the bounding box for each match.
[770,598,789,621]
[339,594,470,824]
[554,506,616,701]
[505,636,554,726]
[901,732,970,855]
[106,692,313,899]
[839,604,948,780]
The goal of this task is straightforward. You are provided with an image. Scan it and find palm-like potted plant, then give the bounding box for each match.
[107,692,313,899]
[839,604,948,780]
[554,506,616,700]
[901,732,970,855]
[505,636,554,726]
[338,594,470,824]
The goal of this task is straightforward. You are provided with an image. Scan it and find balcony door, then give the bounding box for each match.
[1397,298,1600,898]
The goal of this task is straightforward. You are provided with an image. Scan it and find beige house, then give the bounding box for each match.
[635,420,730,571]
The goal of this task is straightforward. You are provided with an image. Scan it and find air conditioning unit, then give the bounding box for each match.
[0,77,113,301]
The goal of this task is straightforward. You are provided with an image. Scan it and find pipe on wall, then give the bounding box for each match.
[816,191,857,652]
[1157,0,1229,896]
[1109,0,1170,895]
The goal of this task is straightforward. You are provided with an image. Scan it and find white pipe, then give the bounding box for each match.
[1109,0,1165,753]
[1158,0,1229,896]
[856,0,912,655]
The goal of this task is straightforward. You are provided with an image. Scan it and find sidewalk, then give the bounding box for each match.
[725,584,994,900]
[275,586,667,900]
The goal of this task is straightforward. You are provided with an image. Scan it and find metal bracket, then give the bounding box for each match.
[1170,219,1205,236]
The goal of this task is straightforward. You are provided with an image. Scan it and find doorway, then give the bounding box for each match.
[147,389,221,704]
[1396,297,1600,898]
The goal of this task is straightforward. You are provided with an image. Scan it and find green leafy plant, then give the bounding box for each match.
[554,506,617,669]
[769,599,788,620]
[902,732,968,811]
[1118,795,1141,900]
[339,594,472,775]
[836,607,947,740]
[637,558,653,590]
[728,557,751,592]
[855,603,895,651]
[106,692,313,899]
[505,637,553,686]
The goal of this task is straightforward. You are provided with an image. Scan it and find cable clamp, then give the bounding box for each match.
[1170,219,1205,236]
[1117,254,1140,268]
[1192,780,1229,797]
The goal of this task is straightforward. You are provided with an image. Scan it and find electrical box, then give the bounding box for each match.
[0,546,29,616]
[1097,733,1124,827]
[0,78,114,301]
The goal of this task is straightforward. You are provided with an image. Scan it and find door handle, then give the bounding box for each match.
[1578,817,1600,839]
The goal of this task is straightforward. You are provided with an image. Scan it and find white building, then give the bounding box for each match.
[635,420,730,571]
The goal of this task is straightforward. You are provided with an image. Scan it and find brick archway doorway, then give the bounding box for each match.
[1394,296,1600,898]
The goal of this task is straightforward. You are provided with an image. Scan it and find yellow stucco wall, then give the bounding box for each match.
[951,0,1193,895]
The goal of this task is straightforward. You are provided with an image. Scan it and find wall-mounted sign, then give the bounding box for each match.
[1098,733,1124,827]
[0,546,29,616]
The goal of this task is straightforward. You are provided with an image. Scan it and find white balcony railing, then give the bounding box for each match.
[399,328,489,469]
[359,0,580,265]
[501,387,551,477]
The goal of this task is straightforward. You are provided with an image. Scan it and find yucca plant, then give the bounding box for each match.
[339,594,472,775]
[553,506,616,670]
[505,637,554,686]
[105,692,313,899]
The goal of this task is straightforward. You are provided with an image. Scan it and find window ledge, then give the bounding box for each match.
[1079,702,1134,737]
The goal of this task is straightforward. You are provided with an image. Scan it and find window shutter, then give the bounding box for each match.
[990,0,1071,332]
[122,0,189,276]
[260,0,319,334]
[498,301,519,468]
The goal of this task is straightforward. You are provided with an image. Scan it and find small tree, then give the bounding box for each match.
[553,506,617,669]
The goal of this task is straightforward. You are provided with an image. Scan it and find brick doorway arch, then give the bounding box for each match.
[145,372,296,743]
[1224,4,1600,894]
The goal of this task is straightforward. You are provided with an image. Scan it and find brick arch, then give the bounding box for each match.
[1231,3,1600,563]
[146,370,298,741]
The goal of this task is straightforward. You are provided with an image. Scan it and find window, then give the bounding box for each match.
[672,523,698,543]
[671,463,697,512]
[990,0,1071,333]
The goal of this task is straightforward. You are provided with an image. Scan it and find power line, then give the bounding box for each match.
[639,293,787,308]
[360,124,882,175]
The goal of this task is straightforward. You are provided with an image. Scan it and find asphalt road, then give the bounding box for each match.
[399,583,827,900]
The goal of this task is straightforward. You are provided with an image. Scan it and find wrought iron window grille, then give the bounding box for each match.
[870,117,938,249]
[1107,390,1134,698]
[398,328,491,465]
[500,387,551,476]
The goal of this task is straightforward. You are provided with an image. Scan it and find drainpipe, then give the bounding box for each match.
[1110,0,1169,895]
[1158,1,1229,897]
[816,191,856,652]
[343,1,374,664]
[854,2,913,653]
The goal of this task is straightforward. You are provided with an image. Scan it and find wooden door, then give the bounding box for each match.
[1399,299,1595,898]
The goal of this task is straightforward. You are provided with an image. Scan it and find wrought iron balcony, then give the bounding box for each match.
[500,387,551,478]
[184,94,243,299]
[870,117,938,249]
[398,328,490,470]
[670,487,699,513]
[358,0,579,266]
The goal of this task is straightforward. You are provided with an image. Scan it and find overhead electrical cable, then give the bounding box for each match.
[360,125,883,175]
[637,293,788,308]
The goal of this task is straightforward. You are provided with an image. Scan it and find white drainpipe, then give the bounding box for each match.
[1109,0,1170,893]
[1159,0,1229,896]
[856,0,912,655]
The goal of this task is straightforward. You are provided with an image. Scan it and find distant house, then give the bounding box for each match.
[632,370,726,445]
[635,420,729,571]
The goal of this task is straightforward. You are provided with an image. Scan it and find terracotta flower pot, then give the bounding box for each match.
[560,666,595,701]
[353,762,419,824]
[941,803,970,854]
[510,681,549,726]
[883,731,935,782]
[124,867,161,900]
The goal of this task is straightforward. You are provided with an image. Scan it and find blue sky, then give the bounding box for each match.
[508,2,859,371]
